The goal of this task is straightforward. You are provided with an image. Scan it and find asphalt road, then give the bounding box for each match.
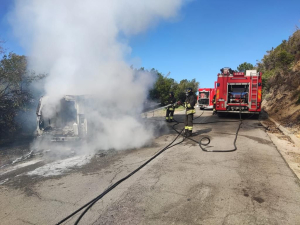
[1,109,300,225]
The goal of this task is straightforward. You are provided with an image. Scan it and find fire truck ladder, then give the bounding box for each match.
[250,73,258,110]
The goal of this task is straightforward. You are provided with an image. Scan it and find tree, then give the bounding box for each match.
[0,52,45,138]
[173,79,199,103]
[0,39,5,55]
[138,67,199,105]
[148,69,177,104]
[148,68,199,104]
[237,62,254,72]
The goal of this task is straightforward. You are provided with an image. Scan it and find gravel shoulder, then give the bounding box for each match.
[260,114,300,180]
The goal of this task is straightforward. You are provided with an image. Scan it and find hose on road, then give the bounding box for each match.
[56,120,186,225]
[173,111,243,152]
[189,96,249,152]
[57,105,250,224]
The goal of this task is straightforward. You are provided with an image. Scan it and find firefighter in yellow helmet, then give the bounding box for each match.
[184,88,196,137]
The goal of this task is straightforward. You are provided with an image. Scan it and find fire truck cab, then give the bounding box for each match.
[197,88,216,110]
[215,67,262,115]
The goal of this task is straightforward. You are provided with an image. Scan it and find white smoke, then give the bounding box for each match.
[9,0,185,152]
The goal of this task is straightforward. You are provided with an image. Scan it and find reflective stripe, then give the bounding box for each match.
[169,108,174,111]
[166,117,169,119]
[185,126,189,129]
[187,126,193,130]
[187,109,196,114]
[184,103,192,108]
[170,116,173,119]
[258,89,261,101]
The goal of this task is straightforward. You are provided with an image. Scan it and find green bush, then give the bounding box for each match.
[261,70,274,92]
[275,50,294,69]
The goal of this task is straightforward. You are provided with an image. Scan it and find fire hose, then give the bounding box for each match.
[172,101,242,152]
[193,91,254,152]
[143,102,179,115]
[56,100,247,224]
[56,119,186,225]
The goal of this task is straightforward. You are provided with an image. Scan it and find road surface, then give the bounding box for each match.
[0,109,300,225]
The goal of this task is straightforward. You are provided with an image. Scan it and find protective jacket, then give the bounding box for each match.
[166,96,176,111]
[185,94,196,114]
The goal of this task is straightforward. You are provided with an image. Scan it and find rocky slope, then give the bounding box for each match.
[260,30,300,135]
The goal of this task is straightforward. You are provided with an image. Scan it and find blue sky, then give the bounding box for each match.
[1,0,300,88]
[0,0,23,54]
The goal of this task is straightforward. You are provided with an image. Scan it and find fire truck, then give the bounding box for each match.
[215,67,262,115]
[197,88,216,110]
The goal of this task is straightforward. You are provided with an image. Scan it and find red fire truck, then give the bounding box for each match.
[197,88,216,110]
[215,67,262,115]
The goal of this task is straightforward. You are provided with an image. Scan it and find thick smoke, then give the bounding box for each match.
[9,0,184,153]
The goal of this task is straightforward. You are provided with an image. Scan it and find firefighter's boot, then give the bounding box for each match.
[184,129,189,137]
[188,130,192,137]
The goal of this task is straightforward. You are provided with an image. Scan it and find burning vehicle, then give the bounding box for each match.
[36,95,88,142]
[36,95,157,143]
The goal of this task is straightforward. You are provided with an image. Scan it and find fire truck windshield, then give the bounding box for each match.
[199,92,209,99]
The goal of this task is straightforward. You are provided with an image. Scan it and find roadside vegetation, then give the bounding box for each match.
[257,29,300,127]
[236,62,255,72]
[257,29,300,96]
[136,67,199,105]
[235,29,300,128]
[0,42,45,143]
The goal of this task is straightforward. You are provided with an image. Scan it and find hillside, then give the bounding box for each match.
[259,29,300,134]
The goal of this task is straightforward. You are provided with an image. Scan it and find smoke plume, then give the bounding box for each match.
[9,0,185,153]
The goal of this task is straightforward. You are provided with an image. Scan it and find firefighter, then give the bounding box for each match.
[212,94,216,115]
[165,92,176,122]
[184,88,196,137]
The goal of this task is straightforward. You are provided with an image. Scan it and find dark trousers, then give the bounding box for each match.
[166,108,174,119]
[185,114,193,131]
